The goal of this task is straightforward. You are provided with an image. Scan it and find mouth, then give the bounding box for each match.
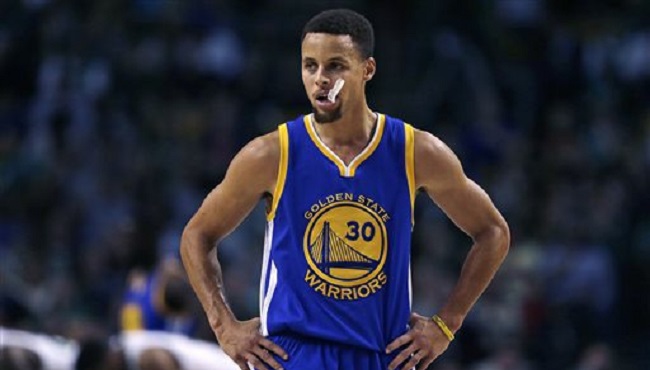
[314,91,339,110]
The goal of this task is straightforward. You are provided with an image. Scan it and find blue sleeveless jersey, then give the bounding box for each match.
[121,270,195,335]
[260,113,416,351]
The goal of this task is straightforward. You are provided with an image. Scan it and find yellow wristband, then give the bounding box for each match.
[431,315,455,342]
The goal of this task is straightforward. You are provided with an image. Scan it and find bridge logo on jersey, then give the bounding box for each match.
[303,196,389,300]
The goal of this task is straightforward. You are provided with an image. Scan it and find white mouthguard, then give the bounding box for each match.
[327,79,345,103]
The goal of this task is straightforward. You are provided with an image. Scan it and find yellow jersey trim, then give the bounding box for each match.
[121,304,143,331]
[267,124,289,221]
[404,123,416,225]
[349,114,385,177]
[304,115,345,176]
[304,114,385,178]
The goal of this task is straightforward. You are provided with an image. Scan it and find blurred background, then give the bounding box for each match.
[1,0,649,369]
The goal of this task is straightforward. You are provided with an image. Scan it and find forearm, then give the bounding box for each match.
[437,223,510,332]
[180,229,236,335]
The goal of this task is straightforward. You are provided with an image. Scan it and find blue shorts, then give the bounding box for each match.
[265,334,404,370]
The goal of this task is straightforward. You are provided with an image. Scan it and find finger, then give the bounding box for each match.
[417,356,435,370]
[252,346,283,370]
[402,351,423,370]
[244,352,268,370]
[259,338,289,360]
[388,343,418,370]
[386,333,413,353]
[235,359,249,370]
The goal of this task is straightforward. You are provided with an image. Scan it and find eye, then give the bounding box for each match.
[304,62,317,72]
[329,62,344,71]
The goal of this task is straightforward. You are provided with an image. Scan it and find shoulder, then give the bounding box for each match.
[230,129,281,173]
[237,130,280,165]
[413,128,454,159]
[224,128,282,195]
[412,128,465,191]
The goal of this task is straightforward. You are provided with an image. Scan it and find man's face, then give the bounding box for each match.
[301,33,374,123]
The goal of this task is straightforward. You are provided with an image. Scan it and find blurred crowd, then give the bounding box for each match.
[1,0,649,369]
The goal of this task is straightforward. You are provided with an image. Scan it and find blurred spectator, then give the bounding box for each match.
[0,347,43,370]
[75,338,127,370]
[0,327,78,370]
[573,343,616,370]
[137,348,181,370]
[120,257,197,336]
[120,330,239,370]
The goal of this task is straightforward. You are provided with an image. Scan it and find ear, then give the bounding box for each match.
[363,57,376,82]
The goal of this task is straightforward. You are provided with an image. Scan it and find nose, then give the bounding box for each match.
[314,67,331,88]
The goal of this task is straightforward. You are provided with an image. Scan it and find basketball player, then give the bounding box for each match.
[120,330,239,370]
[181,9,510,370]
[120,257,196,336]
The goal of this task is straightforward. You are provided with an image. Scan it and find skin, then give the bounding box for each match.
[181,32,510,370]
[138,348,181,370]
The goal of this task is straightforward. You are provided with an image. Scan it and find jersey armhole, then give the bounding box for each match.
[267,123,289,221]
[404,123,416,227]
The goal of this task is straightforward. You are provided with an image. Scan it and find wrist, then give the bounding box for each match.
[210,311,237,337]
[435,311,463,334]
[431,315,455,342]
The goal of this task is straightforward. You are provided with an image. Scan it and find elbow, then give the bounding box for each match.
[498,221,510,255]
[180,222,215,260]
[179,225,195,263]
[475,220,510,261]
[493,220,510,261]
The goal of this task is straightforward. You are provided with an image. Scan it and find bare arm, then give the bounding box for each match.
[388,129,510,370]
[180,132,287,370]
[414,129,510,332]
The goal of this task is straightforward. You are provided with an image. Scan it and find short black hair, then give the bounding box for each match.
[75,338,126,370]
[0,347,43,370]
[163,275,192,313]
[75,340,106,370]
[301,9,375,59]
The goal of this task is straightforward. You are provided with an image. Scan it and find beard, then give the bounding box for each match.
[312,104,343,124]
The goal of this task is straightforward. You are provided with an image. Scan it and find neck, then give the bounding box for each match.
[313,103,377,146]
